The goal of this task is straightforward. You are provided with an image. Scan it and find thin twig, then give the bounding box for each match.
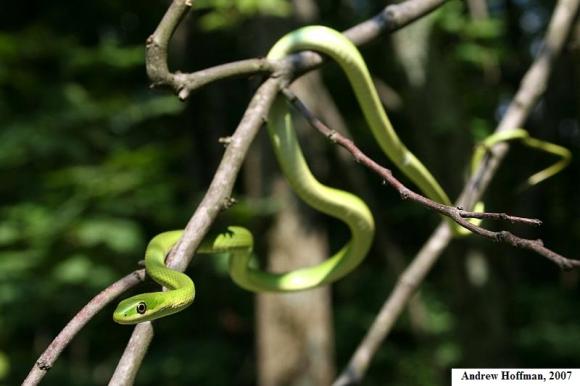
[146,0,449,96]
[108,0,452,383]
[22,270,145,386]
[284,88,579,270]
[22,0,454,383]
[334,1,580,384]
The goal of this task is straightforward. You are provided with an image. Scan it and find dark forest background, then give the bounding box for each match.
[1,0,579,385]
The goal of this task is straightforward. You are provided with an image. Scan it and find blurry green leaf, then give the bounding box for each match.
[52,255,93,284]
[0,33,19,58]
[0,282,22,305]
[0,351,9,380]
[464,19,505,40]
[422,295,455,335]
[0,92,183,169]
[437,1,504,69]
[0,225,19,245]
[198,13,231,31]
[435,342,461,367]
[1,203,53,242]
[197,0,290,30]
[437,1,465,33]
[455,42,488,65]
[46,145,167,198]
[69,36,144,70]
[51,254,116,287]
[470,117,493,142]
[110,95,184,133]
[74,217,142,253]
[518,322,580,359]
[0,200,85,248]
[0,251,41,279]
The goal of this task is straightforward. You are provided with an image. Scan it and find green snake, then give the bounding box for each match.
[113,26,570,324]
[114,227,253,324]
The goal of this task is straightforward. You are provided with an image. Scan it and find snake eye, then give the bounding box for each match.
[136,302,147,314]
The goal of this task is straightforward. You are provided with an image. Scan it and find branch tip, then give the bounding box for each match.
[178,88,190,100]
[286,88,576,270]
[36,361,51,371]
[222,196,237,210]
[218,136,233,147]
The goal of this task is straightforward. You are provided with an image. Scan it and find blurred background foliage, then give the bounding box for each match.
[1,0,579,385]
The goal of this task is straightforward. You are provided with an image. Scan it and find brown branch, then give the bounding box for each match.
[334,1,580,384]
[108,78,281,385]
[108,1,453,384]
[460,0,580,209]
[145,0,275,97]
[108,320,154,385]
[456,210,541,226]
[22,0,452,383]
[146,0,448,96]
[173,59,274,100]
[17,1,449,384]
[284,88,579,270]
[22,270,145,386]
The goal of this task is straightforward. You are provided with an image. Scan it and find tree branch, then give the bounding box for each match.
[22,270,145,386]
[146,0,449,97]
[21,0,458,383]
[109,0,451,383]
[284,88,579,270]
[334,1,580,384]
[107,77,281,385]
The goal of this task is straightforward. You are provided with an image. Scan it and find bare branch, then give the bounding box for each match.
[147,0,449,96]
[334,1,580,384]
[145,0,193,86]
[22,270,145,386]
[460,0,580,208]
[344,0,447,43]
[23,1,454,384]
[107,78,281,385]
[173,59,274,100]
[456,210,541,226]
[108,1,454,383]
[108,321,154,386]
[284,88,579,270]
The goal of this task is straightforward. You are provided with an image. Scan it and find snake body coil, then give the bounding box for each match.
[114,227,253,324]
[113,26,570,325]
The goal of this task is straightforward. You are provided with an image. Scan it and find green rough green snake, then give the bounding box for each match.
[113,26,570,324]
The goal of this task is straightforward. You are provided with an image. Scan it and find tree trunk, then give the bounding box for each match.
[257,179,334,386]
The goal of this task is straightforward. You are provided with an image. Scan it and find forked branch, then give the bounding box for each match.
[334,1,580,384]
[284,88,579,270]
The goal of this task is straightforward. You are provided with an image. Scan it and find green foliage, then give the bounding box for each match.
[470,117,494,141]
[196,0,290,30]
[1,0,578,385]
[0,351,8,383]
[436,1,506,67]
[0,7,188,383]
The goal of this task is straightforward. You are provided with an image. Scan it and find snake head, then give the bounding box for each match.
[113,292,180,324]
[113,295,152,324]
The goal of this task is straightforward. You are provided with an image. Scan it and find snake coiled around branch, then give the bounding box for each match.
[113,26,570,325]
